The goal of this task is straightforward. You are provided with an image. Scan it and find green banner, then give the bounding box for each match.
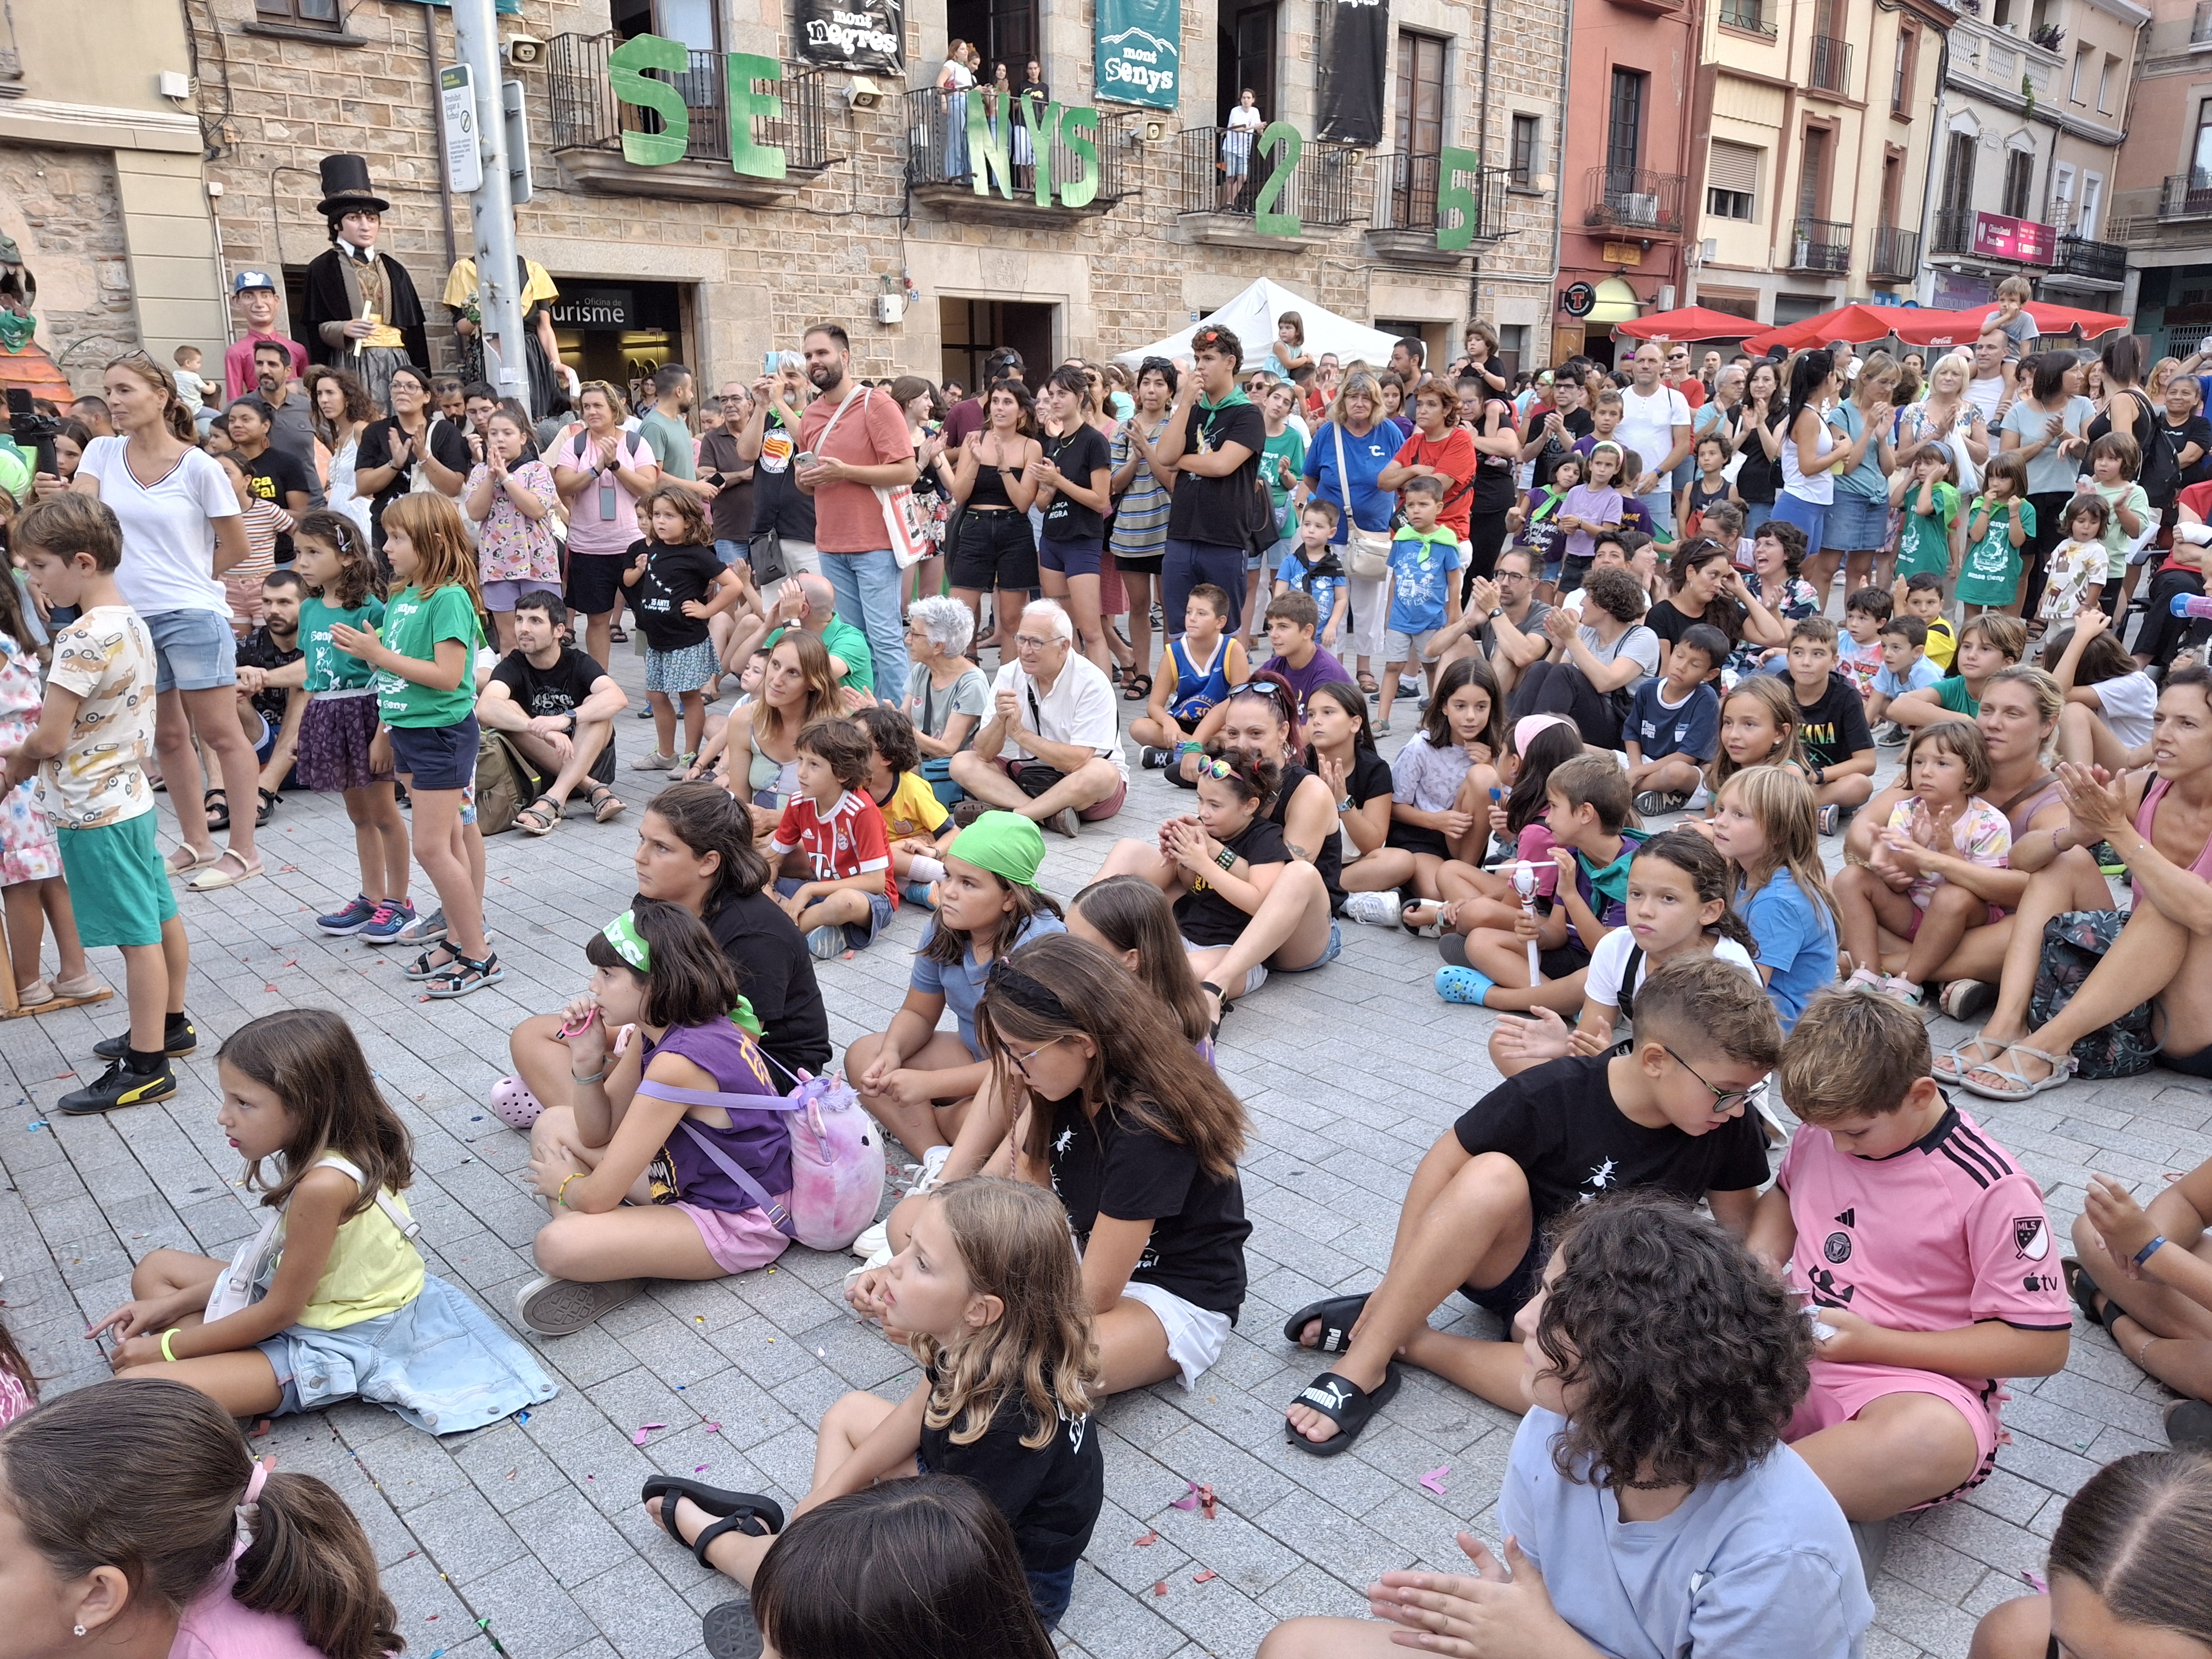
[1095,0,1180,109]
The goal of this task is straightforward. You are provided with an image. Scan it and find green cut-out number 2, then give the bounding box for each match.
[1252,121,1302,237]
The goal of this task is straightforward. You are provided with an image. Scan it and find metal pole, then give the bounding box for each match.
[451,0,530,413]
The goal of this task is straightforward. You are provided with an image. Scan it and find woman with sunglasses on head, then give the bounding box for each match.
[974,933,1250,1394]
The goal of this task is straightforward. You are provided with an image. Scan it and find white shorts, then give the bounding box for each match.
[1117,1279,1233,1390]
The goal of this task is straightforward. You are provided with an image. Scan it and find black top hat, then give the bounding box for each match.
[316,154,390,217]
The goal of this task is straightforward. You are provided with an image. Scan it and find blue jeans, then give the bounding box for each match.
[1163,539,1249,635]
[713,538,747,567]
[822,548,912,704]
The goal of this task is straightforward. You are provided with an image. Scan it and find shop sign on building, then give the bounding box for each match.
[1971,210,2055,266]
[794,0,904,73]
[1095,0,1180,109]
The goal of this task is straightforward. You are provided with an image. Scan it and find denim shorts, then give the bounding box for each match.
[145,606,237,693]
[481,578,563,613]
[775,877,897,949]
[1039,535,1103,580]
[1771,492,1829,560]
[387,715,480,792]
[1827,491,1893,552]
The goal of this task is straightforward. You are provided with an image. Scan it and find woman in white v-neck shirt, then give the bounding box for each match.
[61,354,263,888]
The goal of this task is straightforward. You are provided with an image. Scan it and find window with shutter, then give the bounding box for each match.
[1706,140,1759,221]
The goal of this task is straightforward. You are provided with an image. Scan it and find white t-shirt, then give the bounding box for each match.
[1586,930,1759,1013]
[2093,670,2158,751]
[991,653,1129,779]
[1963,371,2006,427]
[76,436,238,617]
[1616,385,1692,486]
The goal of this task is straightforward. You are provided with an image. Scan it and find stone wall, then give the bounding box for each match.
[0,143,144,392]
[190,0,1562,382]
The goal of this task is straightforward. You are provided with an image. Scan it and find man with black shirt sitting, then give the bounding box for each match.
[228,569,307,828]
[475,590,629,834]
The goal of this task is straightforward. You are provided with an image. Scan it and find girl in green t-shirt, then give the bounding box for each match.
[1889,441,1962,588]
[1957,454,2034,615]
[331,493,498,998]
[237,511,411,945]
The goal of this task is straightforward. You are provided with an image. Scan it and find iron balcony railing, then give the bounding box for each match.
[1583,165,1686,234]
[903,87,1129,204]
[1172,125,1361,226]
[1719,0,1778,31]
[1788,216,1851,272]
[1929,207,1975,256]
[2049,235,2127,284]
[1372,152,1507,243]
[2161,173,2212,219]
[546,33,833,173]
[1870,223,1921,280]
[1810,34,1853,94]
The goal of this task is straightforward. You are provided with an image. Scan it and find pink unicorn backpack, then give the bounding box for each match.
[634,1064,885,1253]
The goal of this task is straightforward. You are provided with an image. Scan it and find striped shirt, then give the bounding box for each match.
[1109,419,1173,561]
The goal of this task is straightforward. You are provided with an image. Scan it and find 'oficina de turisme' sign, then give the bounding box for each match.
[603,34,1481,247]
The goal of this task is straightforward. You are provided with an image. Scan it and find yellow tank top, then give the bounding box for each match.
[288,1154,425,1330]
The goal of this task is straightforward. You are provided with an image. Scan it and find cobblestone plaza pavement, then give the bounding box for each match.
[0,642,2198,1659]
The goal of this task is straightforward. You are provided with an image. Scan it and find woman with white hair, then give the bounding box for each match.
[1899,351,1992,495]
[902,593,990,792]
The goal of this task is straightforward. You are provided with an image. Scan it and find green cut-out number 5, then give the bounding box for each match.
[1252,121,1302,237]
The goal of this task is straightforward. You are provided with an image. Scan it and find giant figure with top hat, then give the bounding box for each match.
[302,154,429,413]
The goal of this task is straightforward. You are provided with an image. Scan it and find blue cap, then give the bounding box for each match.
[231,270,276,294]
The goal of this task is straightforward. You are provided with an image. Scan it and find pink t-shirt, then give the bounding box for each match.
[223,332,309,404]
[170,1566,326,1659]
[795,385,912,554]
[1778,1105,2069,1405]
[552,429,653,558]
[1884,795,2010,910]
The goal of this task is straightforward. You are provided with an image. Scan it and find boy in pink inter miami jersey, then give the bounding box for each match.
[1752,991,2070,1523]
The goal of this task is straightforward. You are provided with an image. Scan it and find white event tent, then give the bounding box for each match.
[1111,278,1405,372]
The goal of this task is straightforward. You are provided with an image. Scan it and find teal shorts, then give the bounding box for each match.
[56,811,177,948]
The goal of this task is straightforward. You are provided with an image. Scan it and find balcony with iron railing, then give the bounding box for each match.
[2044,234,2127,287]
[546,33,834,202]
[1366,152,1508,263]
[1718,0,1780,33]
[1787,217,1851,272]
[1870,223,1920,280]
[1928,207,1974,256]
[904,88,1133,222]
[1583,166,1686,235]
[1809,34,1853,94]
[1172,125,1362,248]
[2162,173,2212,219]
[2195,0,2212,45]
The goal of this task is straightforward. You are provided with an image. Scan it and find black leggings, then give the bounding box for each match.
[1459,507,1510,603]
[2137,566,2208,668]
[1510,659,1626,750]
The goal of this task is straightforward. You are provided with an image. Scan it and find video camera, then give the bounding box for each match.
[4,387,60,479]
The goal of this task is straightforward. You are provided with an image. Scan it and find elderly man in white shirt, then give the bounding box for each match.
[949,599,1129,835]
[1615,342,1694,536]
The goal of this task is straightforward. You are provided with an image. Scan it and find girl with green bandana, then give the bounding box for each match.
[514,899,796,1337]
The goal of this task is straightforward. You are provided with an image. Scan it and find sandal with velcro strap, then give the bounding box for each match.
[641,1476,785,1567]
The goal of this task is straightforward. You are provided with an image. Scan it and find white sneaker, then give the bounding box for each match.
[1343,890,1400,928]
[848,1219,890,1260]
[843,1239,896,1284]
[917,1142,954,1190]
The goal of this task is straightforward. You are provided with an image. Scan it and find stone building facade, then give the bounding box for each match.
[192,0,1567,392]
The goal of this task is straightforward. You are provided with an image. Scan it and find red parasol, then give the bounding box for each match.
[1612,306,1763,343]
[1743,301,2132,356]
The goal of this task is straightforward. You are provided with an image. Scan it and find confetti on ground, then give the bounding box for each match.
[1193,1570,1217,1583]
[514,1410,530,1425]
[1133,1529,1158,1546]
[703,1422,722,1433]
[1419,1466,1450,1496]
[1171,1480,1218,1519]
[23,1121,44,1131]
[1152,1582,1167,1597]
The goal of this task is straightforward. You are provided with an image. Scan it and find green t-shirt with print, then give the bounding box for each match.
[1935,674,1979,717]
[301,595,385,693]
[374,583,483,728]
[1895,481,1959,582]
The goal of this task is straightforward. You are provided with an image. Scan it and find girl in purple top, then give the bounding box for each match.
[517,899,795,1336]
[0,1378,402,1659]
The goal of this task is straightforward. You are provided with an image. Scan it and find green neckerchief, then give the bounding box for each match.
[1578,828,1649,907]
[728,996,763,1040]
[1531,485,1566,522]
[1195,389,1252,411]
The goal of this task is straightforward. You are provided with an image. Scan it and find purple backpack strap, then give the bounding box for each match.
[632,1077,798,1237]
[671,1117,794,1238]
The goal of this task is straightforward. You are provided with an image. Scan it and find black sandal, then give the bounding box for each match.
[2063,1257,2121,1335]
[404,943,460,982]
[203,789,230,832]
[1122,672,1153,702]
[1200,979,1234,1040]
[255,787,281,828]
[1284,1364,1403,1458]
[423,951,505,999]
[1281,1293,1372,1355]
[641,1477,785,1568]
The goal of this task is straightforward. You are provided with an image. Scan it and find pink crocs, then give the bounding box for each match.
[488,1075,545,1130]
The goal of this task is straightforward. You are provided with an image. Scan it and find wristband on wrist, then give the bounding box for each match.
[1214,845,1238,872]
[572,1060,610,1085]
[2134,1235,2168,1268]
[159,1328,179,1363]
[557,1172,583,1210]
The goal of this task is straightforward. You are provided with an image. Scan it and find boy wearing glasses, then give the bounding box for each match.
[1751,991,2069,1532]
[1280,956,1779,1454]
